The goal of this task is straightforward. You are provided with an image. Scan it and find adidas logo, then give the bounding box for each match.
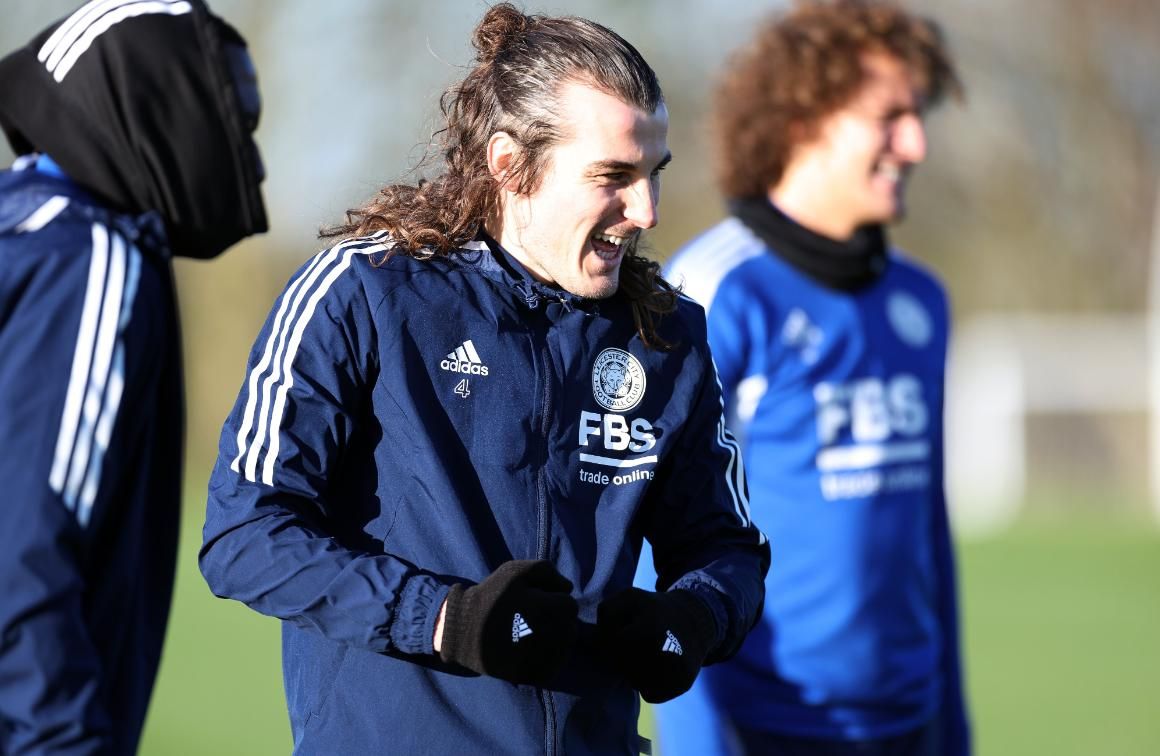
[661,630,683,655]
[440,339,489,376]
[512,612,533,642]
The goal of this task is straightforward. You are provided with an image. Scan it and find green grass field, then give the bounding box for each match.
[138,505,1160,755]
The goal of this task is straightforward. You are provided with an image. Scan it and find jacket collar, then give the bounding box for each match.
[471,232,592,311]
[0,165,167,251]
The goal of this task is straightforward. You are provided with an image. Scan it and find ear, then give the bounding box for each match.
[487,131,520,192]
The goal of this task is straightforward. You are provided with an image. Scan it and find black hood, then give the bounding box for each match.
[0,0,267,258]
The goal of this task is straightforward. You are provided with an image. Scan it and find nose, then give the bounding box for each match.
[623,177,659,230]
[892,113,927,163]
[253,142,266,184]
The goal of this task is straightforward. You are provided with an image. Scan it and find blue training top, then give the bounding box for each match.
[637,214,968,753]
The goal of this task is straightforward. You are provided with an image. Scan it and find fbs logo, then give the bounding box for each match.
[661,630,683,655]
[440,339,489,376]
[512,612,532,642]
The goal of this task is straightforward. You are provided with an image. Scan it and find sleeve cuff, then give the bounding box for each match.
[387,574,453,655]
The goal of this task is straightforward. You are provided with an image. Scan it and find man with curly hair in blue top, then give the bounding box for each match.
[637,1,969,754]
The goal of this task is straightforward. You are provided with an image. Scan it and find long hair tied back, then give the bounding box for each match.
[323,3,678,347]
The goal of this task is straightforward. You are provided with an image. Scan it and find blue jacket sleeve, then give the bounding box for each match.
[701,290,750,401]
[642,329,770,662]
[932,403,972,755]
[199,250,451,656]
[0,226,114,754]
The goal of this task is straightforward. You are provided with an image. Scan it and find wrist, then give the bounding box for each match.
[435,583,469,664]
[666,589,720,656]
[388,574,455,656]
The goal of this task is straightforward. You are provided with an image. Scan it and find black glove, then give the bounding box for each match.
[595,587,718,703]
[439,560,579,685]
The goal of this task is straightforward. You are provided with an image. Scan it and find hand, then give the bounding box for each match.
[595,588,717,703]
[438,560,579,685]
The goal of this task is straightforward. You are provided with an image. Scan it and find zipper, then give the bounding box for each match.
[539,688,558,756]
[529,301,558,756]
[535,332,552,562]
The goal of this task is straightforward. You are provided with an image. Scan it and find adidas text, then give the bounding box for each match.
[440,359,489,376]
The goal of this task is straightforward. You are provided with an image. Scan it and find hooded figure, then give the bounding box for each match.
[0,0,267,259]
[0,1,265,752]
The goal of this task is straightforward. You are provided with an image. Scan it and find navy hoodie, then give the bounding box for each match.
[0,0,264,751]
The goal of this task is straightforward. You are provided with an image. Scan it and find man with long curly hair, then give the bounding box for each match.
[200,4,769,753]
[638,1,969,754]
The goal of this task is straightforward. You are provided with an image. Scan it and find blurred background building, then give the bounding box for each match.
[5,1,1159,754]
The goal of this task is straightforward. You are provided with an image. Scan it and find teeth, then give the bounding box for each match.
[593,233,626,247]
[877,164,901,181]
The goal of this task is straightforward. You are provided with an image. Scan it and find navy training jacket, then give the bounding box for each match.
[0,166,182,754]
[201,234,770,755]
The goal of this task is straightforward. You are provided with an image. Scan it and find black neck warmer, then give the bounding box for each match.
[728,196,888,292]
[0,0,266,259]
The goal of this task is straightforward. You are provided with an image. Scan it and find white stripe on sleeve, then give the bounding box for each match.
[231,249,335,474]
[717,417,754,526]
[711,359,763,543]
[15,196,70,233]
[241,246,346,482]
[62,230,128,509]
[76,244,141,527]
[49,224,110,498]
[77,348,124,525]
[233,234,388,483]
[260,247,368,486]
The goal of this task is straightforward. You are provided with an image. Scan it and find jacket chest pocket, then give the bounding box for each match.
[434,368,541,470]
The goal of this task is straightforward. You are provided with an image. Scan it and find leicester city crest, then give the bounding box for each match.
[887,291,933,349]
[592,348,646,412]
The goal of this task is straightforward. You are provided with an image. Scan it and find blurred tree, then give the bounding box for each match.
[899,0,1160,314]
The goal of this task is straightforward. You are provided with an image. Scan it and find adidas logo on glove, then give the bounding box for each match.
[661,630,683,655]
[512,612,533,642]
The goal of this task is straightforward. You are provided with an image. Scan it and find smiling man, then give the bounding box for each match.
[637,1,969,755]
[488,82,671,300]
[199,4,768,754]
